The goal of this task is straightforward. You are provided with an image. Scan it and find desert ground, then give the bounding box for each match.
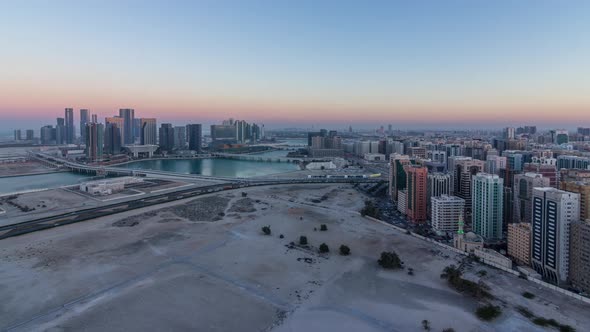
[1,184,589,331]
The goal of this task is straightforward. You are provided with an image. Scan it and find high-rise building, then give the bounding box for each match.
[40,125,56,145]
[472,173,504,240]
[389,154,411,201]
[174,126,186,149]
[557,155,590,170]
[504,127,515,139]
[13,129,21,141]
[25,129,34,141]
[211,124,236,141]
[524,162,557,187]
[507,223,531,266]
[559,181,590,221]
[531,187,579,285]
[577,127,590,136]
[105,117,124,155]
[187,124,202,153]
[569,221,590,293]
[64,108,74,144]
[485,155,506,175]
[405,165,428,223]
[427,172,452,218]
[56,117,66,145]
[235,120,247,143]
[79,109,89,142]
[133,118,142,141]
[513,173,550,223]
[118,108,135,145]
[554,129,569,144]
[140,118,157,145]
[159,123,175,152]
[85,122,104,162]
[451,157,485,217]
[431,195,465,233]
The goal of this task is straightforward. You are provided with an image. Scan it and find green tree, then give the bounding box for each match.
[339,245,351,256]
[299,236,308,245]
[320,224,328,231]
[378,251,402,269]
[319,243,330,253]
[262,226,271,235]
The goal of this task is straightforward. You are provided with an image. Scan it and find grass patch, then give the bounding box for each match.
[475,304,502,321]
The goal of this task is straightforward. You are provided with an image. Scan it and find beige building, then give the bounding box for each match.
[559,181,590,221]
[507,223,531,266]
[569,221,590,294]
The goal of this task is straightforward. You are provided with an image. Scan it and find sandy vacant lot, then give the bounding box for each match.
[1,184,589,331]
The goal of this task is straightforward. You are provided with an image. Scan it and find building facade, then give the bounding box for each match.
[569,221,590,294]
[531,187,580,285]
[513,173,550,223]
[405,165,428,223]
[507,223,531,266]
[472,173,504,240]
[431,195,465,233]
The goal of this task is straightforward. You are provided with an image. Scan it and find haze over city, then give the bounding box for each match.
[2,0,590,130]
[4,2,590,332]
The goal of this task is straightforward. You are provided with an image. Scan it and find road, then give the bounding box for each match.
[0,178,379,240]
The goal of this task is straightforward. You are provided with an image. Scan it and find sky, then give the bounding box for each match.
[1,0,590,130]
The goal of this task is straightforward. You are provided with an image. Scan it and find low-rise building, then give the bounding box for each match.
[79,177,143,196]
[474,248,513,269]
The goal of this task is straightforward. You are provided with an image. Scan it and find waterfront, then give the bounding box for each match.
[118,158,299,178]
[0,172,92,195]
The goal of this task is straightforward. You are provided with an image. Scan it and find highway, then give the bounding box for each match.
[0,178,379,240]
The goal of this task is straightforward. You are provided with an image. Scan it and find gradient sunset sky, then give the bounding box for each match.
[1,0,590,130]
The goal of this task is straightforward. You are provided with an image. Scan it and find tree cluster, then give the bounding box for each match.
[440,265,491,299]
[378,251,402,269]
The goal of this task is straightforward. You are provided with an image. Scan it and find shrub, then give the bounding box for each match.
[320,224,328,231]
[378,251,402,269]
[262,226,271,235]
[516,306,534,319]
[241,192,247,197]
[477,270,487,277]
[299,236,308,245]
[319,243,330,253]
[339,245,351,256]
[522,291,535,299]
[421,319,430,331]
[442,329,456,332]
[279,234,284,239]
[475,305,502,321]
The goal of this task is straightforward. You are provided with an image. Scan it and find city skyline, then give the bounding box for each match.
[2,1,590,130]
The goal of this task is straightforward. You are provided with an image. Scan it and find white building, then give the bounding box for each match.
[531,187,580,285]
[474,248,513,269]
[431,195,465,233]
[79,177,143,196]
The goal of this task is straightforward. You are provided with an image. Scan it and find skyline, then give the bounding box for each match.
[2,1,590,130]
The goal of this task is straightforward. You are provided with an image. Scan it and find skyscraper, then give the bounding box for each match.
[13,129,21,141]
[187,124,202,153]
[85,122,104,162]
[64,108,74,144]
[119,108,135,145]
[105,117,124,155]
[159,123,174,152]
[56,117,66,145]
[531,187,579,285]
[389,154,411,201]
[405,165,428,224]
[174,126,186,149]
[513,173,550,223]
[80,109,89,142]
[40,125,56,145]
[569,221,590,294]
[472,173,504,240]
[25,129,34,141]
[140,118,157,145]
